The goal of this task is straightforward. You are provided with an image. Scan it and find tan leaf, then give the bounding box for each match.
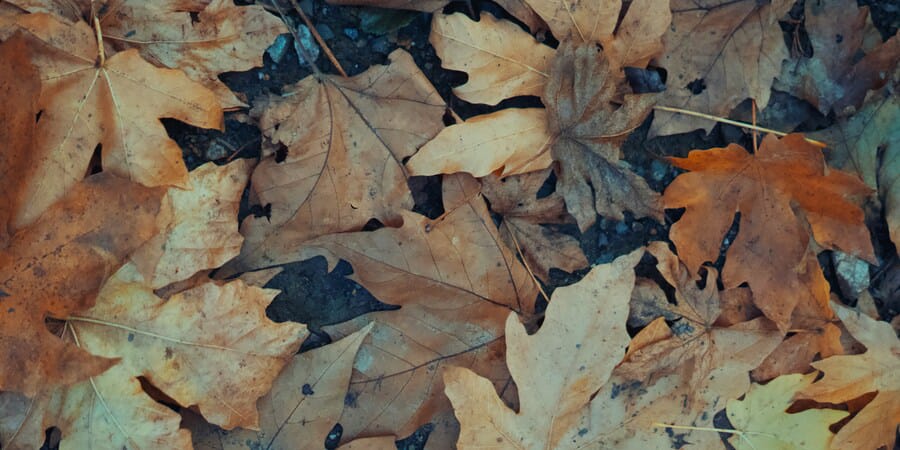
[522,0,619,43]
[220,49,445,275]
[811,85,899,254]
[651,0,792,136]
[205,324,373,450]
[726,373,848,450]
[444,249,642,448]
[774,0,899,116]
[337,436,398,450]
[799,302,900,450]
[126,160,251,289]
[7,14,222,229]
[663,134,875,329]
[406,107,554,177]
[545,42,661,230]
[9,0,286,109]
[0,173,166,396]
[481,170,588,282]
[309,174,539,443]
[430,12,554,106]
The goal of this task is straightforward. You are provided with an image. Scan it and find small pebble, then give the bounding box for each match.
[294,24,321,66]
[371,36,390,54]
[597,234,609,247]
[344,27,359,39]
[615,221,629,235]
[316,24,334,41]
[650,159,668,181]
[265,34,291,63]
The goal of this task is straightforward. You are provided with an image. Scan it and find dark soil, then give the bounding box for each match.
[161,0,900,448]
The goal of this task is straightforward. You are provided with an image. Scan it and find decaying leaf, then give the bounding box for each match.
[0,173,166,396]
[616,243,783,430]
[221,49,445,276]
[9,0,286,109]
[444,250,642,448]
[726,373,848,450]
[651,0,792,136]
[308,174,538,444]
[811,84,899,254]
[545,42,661,230]
[799,302,900,450]
[197,324,372,450]
[663,134,875,329]
[775,0,899,116]
[481,169,588,282]
[5,13,222,229]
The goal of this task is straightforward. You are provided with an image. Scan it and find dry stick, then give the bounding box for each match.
[751,99,759,151]
[268,0,323,78]
[653,105,828,148]
[287,0,349,78]
[92,16,105,65]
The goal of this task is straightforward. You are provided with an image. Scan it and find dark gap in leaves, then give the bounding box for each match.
[396,422,434,450]
[712,409,739,450]
[324,423,342,449]
[189,11,201,24]
[265,257,398,331]
[410,175,444,219]
[453,95,545,120]
[625,67,666,94]
[664,207,686,225]
[137,376,181,412]
[711,212,741,272]
[43,317,65,337]
[535,170,557,199]
[779,0,813,58]
[41,427,61,450]
[163,116,262,170]
[35,110,43,123]
[299,329,333,353]
[274,144,289,163]
[441,108,456,126]
[686,78,707,95]
[362,218,385,231]
[87,144,102,176]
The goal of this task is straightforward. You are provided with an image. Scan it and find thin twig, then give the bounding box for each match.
[504,220,551,305]
[653,105,828,148]
[287,0,348,78]
[268,0,323,78]
[751,99,758,152]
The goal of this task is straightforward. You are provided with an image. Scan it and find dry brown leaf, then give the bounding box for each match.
[651,0,792,136]
[127,160,251,289]
[0,173,166,396]
[6,13,222,229]
[429,12,554,106]
[9,0,286,109]
[407,107,554,177]
[444,249,642,449]
[799,302,900,450]
[0,275,305,450]
[197,324,372,450]
[336,436,398,450]
[480,169,588,282]
[775,0,899,116]
[307,174,538,444]
[616,243,783,426]
[811,85,899,254]
[545,42,661,230]
[522,0,618,44]
[220,49,445,276]
[0,35,39,246]
[663,134,875,329]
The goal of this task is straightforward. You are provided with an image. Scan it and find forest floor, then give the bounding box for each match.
[162,0,900,447]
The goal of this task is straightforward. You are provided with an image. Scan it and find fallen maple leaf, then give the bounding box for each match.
[0,173,167,396]
[544,41,661,230]
[308,174,539,445]
[480,169,588,282]
[616,242,782,428]
[799,302,900,450]
[726,373,848,450]
[8,0,285,109]
[4,13,223,229]
[189,324,372,450]
[811,84,899,255]
[443,249,642,449]
[774,0,899,116]
[650,0,792,137]
[663,133,875,329]
[220,49,446,276]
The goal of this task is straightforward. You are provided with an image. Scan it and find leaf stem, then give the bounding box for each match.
[653,105,827,148]
[93,16,105,66]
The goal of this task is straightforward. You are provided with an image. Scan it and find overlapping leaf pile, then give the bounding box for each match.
[1,0,898,449]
